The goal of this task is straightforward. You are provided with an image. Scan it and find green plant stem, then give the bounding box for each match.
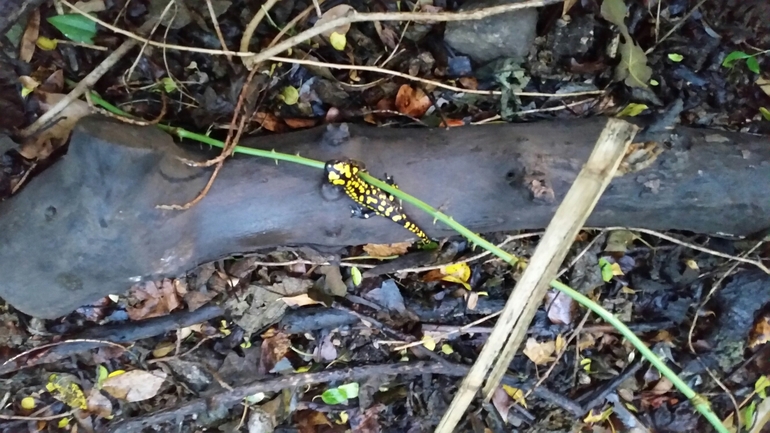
[84,90,727,433]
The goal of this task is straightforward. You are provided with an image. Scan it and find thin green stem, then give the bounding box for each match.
[83,89,727,432]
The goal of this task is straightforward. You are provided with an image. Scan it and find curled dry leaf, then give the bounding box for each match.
[522,337,556,365]
[102,369,167,402]
[363,242,411,258]
[314,4,354,38]
[395,84,431,118]
[20,9,40,63]
[20,91,91,160]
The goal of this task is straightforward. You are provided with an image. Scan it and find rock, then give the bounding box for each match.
[444,0,538,64]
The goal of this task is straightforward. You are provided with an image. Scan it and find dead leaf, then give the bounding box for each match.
[491,387,513,421]
[605,230,636,253]
[522,337,556,365]
[86,388,112,418]
[183,289,217,311]
[102,370,167,402]
[545,290,575,325]
[72,0,106,13]
[284,118,317,129]
[20,9,40,63]
[373,21,399,49]
[363,242,411,258]
[280,293,322,307]
[395,84,431,118]
[314,4,354,38]
[314,332,338,362]
[259,331,292,375]
[296,410,332,433]
[648,377,673,395]
[20,91,91,160]
[439,119,465,127]
[126,279,182,320]
[458,77,477,90]
[252,111,285,132]
[749,314,770,348]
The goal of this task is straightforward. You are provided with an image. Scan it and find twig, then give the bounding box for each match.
[0,409,76,421]
[239,0,281,60]
[60,0,564,61]
[20,37,139,137]
[272,55,604,98]
[600,227,770,274]
[205,0,231,61]
[0,339,127,371]
[646,0,708,54]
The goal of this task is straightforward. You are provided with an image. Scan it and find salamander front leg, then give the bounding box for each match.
[350,203,376,219]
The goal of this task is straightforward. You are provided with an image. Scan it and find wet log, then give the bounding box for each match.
[0,116,768,318]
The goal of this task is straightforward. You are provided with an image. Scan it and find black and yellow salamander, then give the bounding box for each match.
[324,159,429,241]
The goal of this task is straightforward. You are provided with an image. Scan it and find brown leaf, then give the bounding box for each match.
[373,21,399,50]
[314,4,354,38]
[522,337,556,365]
[296,410,331,433]
[284,118,317,129]
[757,77,770,97]
[458,77,477,90]
[184,290,217,311]
[102,370,167,402]
[363,242,411,258]
[126,279,182,320]
[86,388,113,418]
[20,92,91,160]
[19,9,40,63]
[394,84,431,118]
[259,330,292,374]
[252,111,285,132]
[545,290,575,325]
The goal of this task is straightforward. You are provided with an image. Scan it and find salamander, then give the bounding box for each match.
[324,159,429,241]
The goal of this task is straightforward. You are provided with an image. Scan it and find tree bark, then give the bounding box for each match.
[0,116,767,318]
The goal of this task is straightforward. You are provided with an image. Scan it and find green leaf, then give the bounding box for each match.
[617,103,648,117]
[616,39,652,88]
[746,57,761,74]
[338,382,359,399]
[667,53,684,62]
[759,107,770,121]
[47,14,97,44]
[600,0,629,37]
[649,79,659,86]
[755,375,770,399]
[722,51,751,69]
[743,400,757,427]
[350,266,362,286]
[160,77,177,93]
[598,258,614,282]
[96,365,109,389]
[279,86,299,105]
[321,382,359,404]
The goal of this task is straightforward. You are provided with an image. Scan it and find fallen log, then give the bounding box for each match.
[0,116,768,318]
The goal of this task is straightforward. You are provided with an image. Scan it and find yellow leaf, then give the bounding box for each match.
[581,358,593,373]
[441,275,471,290]
[441,344,454,355]
[108,370,126,378]
[36,36,57,50]
[584,407,613,423]
[20,396,36,410]
[617,103,648,117]
[502,385,527,408]
[329,31,346,51]
[554,334,566,353]
[443,263,470,281]
[610,262,624,276]
[422,335,436,351]
[58,418,71,428]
